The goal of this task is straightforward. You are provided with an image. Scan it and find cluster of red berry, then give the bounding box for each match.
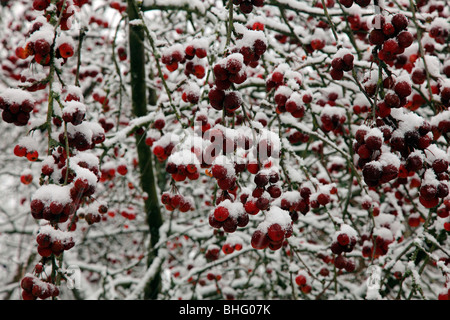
[209,199,249,233]
[36,228,75,258]
[295,272,312,294]
[242,169,281,216]
[110,1,127,13]
[205,244,221,261]
[284,92,306,119]
[99,116,115,133]
[166,153,200,182]
[58,122,105,152]
[362,231,394,259]
[30,186,75,223]
[0,89,35,126]
[233,0,264,14]
[369,14,414,67]
[152,138,175,162]
[354,126,399,187]
[419,168,449,209]
[234,28,267,67]
[182,83,200,105]
[339,0,371,8]
[82,203,109,226]
[16,19,75,66]
[266,67,304,111]
[330,226,357,271]
[62,101,86,126]
[161,191,194,212]
[161,43,207,79]
[319,107,347,134]
[287,130,310,145]
[221,236,243,254]
[14,143,39,162]
[278,190,311,222]
[251,207,293,250]
[330,51,354,80]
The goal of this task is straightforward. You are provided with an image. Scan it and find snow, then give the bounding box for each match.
[422,169,439,187]
[334,48,352,59]
[390,108,425,135]
[168,149,200,166]
[334,224,358,242]
[235,29,267,49]
[379,150,401,169]
[73,165,98,186]
[143,0,206,14]
[424,144,448,163]
[257,206,292,233]
[32,185,72,205]
[275,85,293,98]
[39,224,73,244]
[27,23,54,45]
[212,155,236,178]
[64,100,86,116]
[162,43,184,58]
[64,85,84,102]
[374,227,394,241]
[55,33,75,50]
[17,136,39,151]
[365,127,383,140]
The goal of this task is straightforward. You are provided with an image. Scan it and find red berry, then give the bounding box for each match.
[383,39,400,53]
[295,274,307,286]
[208,87,225,110]
[195,48,207,59]
[339,0,353,8]
[344,259,356,272]
[226,57,243,74]
[251,230,269,249]
[334,255,347,269]
[317,193,330,206]
[33,0,50,11]
[337,233,350,246]
[26,150,39,162]
[267,223,285,242]
[397,31,413,48]
[382,23,396,37]
[154,118,165,130]
[392,14,408,32]
[34,39,51,56]
[394,81,412,98]
[222,243,235,254]
[117,165,128,175]
[244,200,260,215]
[330,68,344,80]
[14,145,27,157]
[384,92,401,108]
[58,43,74,59]
[365,135,382,150]
[239,1,253,14]
[331,57,344,71]
[214,206,230,222]
[271,71,284,84]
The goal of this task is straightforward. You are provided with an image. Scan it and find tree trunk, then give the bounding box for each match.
[127,0,163,300]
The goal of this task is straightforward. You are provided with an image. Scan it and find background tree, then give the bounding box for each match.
[0,0,449,300]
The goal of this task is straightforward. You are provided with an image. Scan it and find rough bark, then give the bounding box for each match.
[127,0,163,300]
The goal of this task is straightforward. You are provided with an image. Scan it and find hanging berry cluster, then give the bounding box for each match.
[20,274,60,300]
[0,89,35,126]
[4,0,106,300]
